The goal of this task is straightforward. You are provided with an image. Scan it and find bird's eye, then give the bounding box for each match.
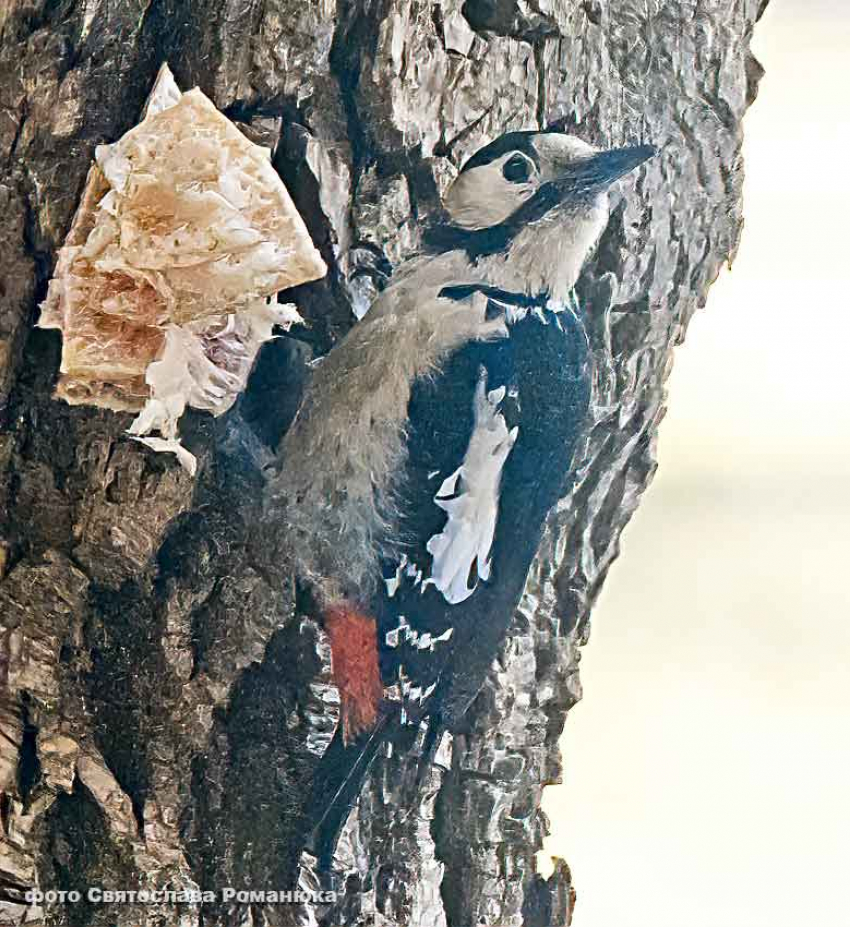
[502,154,532,183]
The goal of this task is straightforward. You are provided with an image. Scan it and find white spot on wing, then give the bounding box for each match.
[418,627,453,650]
[385,615,409,648]
[384,555,408,598]
[384,615,453,651]
[405,682,437,704]
[424,368,518,604]
[383,555,428,599]
[404,562,424,586]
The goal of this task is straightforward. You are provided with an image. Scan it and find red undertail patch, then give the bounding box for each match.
[325,603,383,744]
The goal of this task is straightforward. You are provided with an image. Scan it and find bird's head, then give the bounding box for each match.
[440,131,655,300]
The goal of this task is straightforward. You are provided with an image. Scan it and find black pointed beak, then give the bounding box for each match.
[554,143,656,199]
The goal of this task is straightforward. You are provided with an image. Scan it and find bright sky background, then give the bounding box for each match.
[542,3,850,925]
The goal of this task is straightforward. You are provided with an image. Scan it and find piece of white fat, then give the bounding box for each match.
[37,63,326,472]
[424,370,518,604]
[128,300,302,471]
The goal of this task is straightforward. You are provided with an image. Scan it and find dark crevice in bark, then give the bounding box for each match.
[461,0,561,43]
[330,0,394,174]
[273,132,357,355]
[0,792,11,835]
[187,622,327,912]
[239,337,313,452]
[533,39,548,130]
[20,187,53,300]
[85,582,161,835]
[17,699,41,810]
[39,780,138,927]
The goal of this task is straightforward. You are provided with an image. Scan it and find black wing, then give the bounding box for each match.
[373,299,591,728]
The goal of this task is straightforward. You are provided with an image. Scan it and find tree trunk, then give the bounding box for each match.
[0,1,768,924]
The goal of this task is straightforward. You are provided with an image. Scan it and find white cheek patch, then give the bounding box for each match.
[424,369,518,604]
[443,156,535,230]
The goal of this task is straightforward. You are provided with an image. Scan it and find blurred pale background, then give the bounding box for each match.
[542,2,850,925]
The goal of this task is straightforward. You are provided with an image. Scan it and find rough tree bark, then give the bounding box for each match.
[0,1,768,924]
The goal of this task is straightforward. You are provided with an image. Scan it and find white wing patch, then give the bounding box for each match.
[424,368,518,604]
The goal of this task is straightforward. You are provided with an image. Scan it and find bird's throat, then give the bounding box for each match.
[475,197,609,303]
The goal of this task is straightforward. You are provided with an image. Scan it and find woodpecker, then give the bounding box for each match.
[265,130,653,844]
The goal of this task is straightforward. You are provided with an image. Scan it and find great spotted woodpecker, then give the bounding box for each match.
[264,129,654,855]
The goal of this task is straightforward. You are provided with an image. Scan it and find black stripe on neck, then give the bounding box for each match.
[438,283,549,309]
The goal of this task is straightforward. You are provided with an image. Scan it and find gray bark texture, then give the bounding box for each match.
[0,0,768,924]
